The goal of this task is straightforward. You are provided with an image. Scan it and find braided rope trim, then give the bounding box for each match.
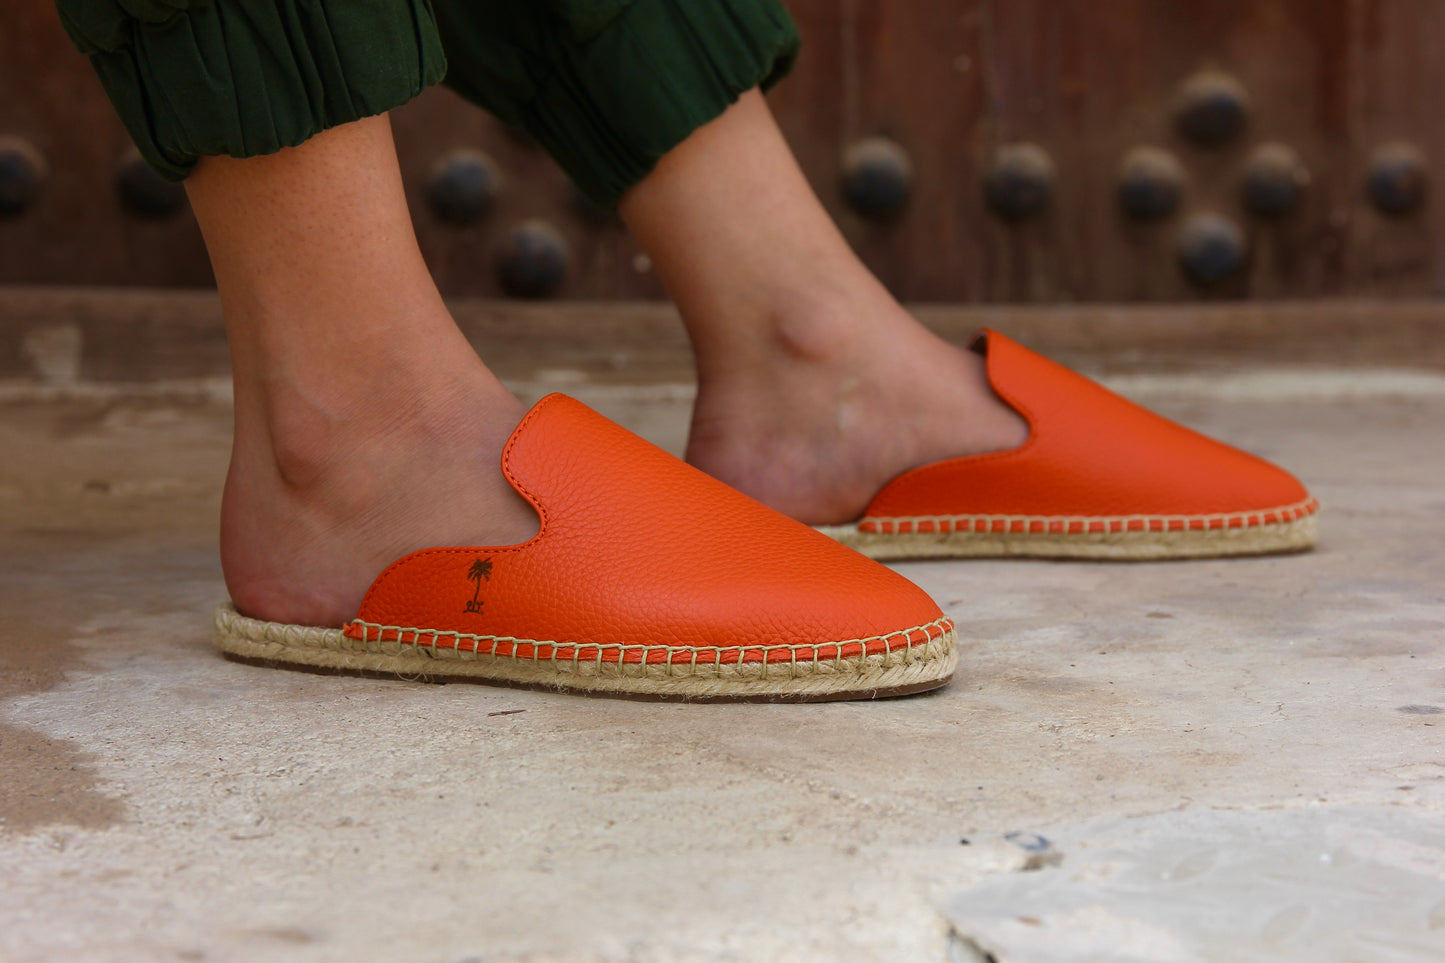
[215,606,955,683]
[849,497,1319,537]
[339,615,954,667]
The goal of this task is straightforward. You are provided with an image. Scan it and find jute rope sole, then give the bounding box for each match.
[213,606,958,703]
[818,509,1317,561]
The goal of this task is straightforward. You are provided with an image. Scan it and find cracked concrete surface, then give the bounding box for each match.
[943,806,1445,962]
[2,355,1443,961]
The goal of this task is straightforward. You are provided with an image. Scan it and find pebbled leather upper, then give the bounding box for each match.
[861,330,1314,523]
[345,395,946,662]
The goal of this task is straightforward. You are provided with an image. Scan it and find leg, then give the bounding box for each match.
[187,111,957,700]
[619,90,1028,525]
[188,115,537,627]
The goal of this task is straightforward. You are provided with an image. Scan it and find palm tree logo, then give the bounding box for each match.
[465,557,492,614]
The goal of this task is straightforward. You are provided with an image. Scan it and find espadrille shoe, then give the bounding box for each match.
[215,394,955,702]
[818,330,1318,561]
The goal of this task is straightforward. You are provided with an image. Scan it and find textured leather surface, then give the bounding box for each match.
[346,395,945,662]
[863,330,1314,521]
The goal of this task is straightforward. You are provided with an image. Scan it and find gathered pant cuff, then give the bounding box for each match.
[58,0,447,180]
[438,0,799,208]
[57,0,797,203]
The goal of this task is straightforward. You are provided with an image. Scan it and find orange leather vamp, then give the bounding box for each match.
[861,330,1315,524]
[342,395,948,664]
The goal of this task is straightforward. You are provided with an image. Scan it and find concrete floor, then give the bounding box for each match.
[3,353,1445,960]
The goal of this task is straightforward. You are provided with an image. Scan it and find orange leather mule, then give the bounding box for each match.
[215,395,956,701]
[817,330,1318,560]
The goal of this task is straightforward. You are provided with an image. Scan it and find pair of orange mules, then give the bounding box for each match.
[216,331,1317,702]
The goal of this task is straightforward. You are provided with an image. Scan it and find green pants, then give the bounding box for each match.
[56,0,799,207]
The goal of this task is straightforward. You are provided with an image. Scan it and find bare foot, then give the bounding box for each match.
[614,91,1026,526]
[685,291,1028,525]
[220,361,539,627]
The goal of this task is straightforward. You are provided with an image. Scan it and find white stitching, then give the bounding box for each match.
[338,616,954,665]
[857,498,1319,535]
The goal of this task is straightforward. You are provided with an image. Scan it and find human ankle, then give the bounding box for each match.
[691,281,887,390]
[766,289,861,367]
[246,360,516,494]
[220,365,533,625]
